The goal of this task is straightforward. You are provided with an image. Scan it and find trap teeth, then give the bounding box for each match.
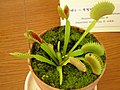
[81,42,105,56]
[85,53,103,75]
[90,1,115,20]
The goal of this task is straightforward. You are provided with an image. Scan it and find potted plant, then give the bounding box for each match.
[10,1,115,90]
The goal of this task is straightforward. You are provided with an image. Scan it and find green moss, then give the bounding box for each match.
[31,26,105,89]
[61,63,98,89]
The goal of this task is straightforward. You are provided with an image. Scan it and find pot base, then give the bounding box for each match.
[24,71,41,90]
[24,71,97,90]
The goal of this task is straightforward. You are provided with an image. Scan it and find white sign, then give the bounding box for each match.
[60,0,120,32]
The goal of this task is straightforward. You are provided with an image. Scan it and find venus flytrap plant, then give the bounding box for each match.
[68,1,115,55]
[58,5,70,56]
[10,1,115,87]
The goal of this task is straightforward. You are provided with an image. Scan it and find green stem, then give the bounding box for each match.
[68,20,97,54]
[57,66,63,85]
[63,19,70,55]
[57,41,60,52]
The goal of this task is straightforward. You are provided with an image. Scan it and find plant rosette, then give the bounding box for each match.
[28,26,106,90]
[10,1,115,90]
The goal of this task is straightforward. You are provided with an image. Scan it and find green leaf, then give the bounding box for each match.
[69,57,87,72]
[40,43,58,65]
[85,53,103,75]
[81,42,104,56]
[24,30,42,44]
[64,5,70,19]
[63,19,70,55]
[57,6,66,20]
[33,54,56,66]
[10,52,34,58]
[68,49,84,57]
[57,66,63,85]
[90,1,115,20]
[57,5,70,20]
[10,52,56,66]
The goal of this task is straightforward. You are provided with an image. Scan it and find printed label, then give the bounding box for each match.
[60,0,120,32]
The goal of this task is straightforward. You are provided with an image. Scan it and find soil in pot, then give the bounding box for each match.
[30,26,106,89]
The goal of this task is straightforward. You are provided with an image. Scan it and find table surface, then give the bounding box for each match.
[0,0,120,90]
